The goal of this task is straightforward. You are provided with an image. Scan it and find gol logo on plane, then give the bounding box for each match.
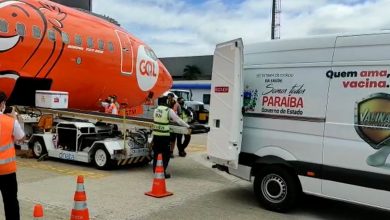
[136,45,159,91]
[140,60,157,77]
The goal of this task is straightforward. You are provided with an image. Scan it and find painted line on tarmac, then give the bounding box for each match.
[16,160,109,179]
[187,144,206,152]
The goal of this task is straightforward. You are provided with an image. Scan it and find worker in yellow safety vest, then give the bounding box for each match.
[167,93,181,158]
[176,97,192,157]
[0,91,25,220]
[152,102,190,179]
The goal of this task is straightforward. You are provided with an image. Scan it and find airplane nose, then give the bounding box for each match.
[152,60,172,98]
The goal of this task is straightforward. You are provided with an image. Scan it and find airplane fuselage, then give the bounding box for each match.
[0,0,172,109]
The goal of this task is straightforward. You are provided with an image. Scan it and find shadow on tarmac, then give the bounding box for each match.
[293,194,390,220]
[209,187,390,219]
[36,157,151,171]
[222,185,390,219]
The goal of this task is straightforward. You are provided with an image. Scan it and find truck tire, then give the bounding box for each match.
[254,165,301,212]
[31,138,47,159]
[93,146,112,170]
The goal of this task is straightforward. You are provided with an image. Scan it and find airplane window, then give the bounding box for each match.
[145,48,157,61]
[16,23,26,36]
[62,32,70,44]
[75,35,82,46]
[150,50,158,60]
[0,19,8,33]
[108,42,114,52]
[48,30,56,41]
[98,39,104,50]
[32,26,41,39]
[87,37,93,48]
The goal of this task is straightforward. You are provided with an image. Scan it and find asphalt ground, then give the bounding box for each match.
[0,134,389,219]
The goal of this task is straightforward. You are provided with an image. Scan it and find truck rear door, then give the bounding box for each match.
[207,39,244,169]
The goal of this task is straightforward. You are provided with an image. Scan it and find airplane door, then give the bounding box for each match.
[207,38,244,169]
[115,30,134,75]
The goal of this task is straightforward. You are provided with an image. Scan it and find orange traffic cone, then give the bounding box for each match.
[145,153,173,198]
[70,175,90,220]
[33,204,44,219]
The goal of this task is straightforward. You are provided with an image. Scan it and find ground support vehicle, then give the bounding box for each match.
[17,106,191,169]
[208,35,390,213]
[170,89,209,124]
[143,90,209,124]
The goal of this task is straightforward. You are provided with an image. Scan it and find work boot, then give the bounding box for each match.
[165,173,171,179]
[179,151,187,157]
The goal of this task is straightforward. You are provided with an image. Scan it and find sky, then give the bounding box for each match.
[92,0,390,58]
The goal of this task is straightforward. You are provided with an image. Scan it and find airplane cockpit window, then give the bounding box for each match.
[108,42,114,52]
[98,39,104,50]
[145,48,158,61]
[48,30,56,41]
[0,19,8,33]
[16,23,26,36]
[87,37,94,48]
[62,32,70,44]
[75,35,82,46]
[32,26,41,39]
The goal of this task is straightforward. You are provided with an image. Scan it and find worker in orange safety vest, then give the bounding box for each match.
[100,95,118,115]
[0,91,25,220]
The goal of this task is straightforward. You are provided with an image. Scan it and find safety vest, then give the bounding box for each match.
[105,103,118,115]
[0,114,16,175]
[180,109,189,123]
[152,106,170,136]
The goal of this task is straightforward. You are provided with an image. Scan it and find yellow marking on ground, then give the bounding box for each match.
[16,159,109,179]
[187,144,207,152]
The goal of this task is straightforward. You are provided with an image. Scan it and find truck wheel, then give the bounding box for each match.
[254,166,301,212]
[32,138,47,159]
[93,147,112,170]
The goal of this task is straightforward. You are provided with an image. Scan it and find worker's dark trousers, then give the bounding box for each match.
[152,135,171,173]
[176,134,191,153]
[0,173,19,220]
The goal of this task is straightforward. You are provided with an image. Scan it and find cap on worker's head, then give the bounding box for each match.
[167,93,174,98]
[0,91,7,103]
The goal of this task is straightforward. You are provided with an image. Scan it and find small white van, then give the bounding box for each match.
[207,32,390,212]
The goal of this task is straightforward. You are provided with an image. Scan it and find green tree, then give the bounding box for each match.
[183,65,202,80]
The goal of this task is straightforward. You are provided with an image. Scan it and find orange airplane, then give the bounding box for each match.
[0,0,172,110]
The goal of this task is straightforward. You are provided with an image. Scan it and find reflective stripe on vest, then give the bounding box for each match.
[0,157,15,165]
[0,143,13,152]
[0,115,17,175]
[152,106,170,136]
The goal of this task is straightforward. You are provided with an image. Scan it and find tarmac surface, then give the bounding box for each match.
[0,134,389,219]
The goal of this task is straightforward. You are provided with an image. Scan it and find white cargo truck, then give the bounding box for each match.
[208,33,390,212]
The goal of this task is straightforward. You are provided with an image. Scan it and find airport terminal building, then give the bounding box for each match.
[160,55,213,80]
